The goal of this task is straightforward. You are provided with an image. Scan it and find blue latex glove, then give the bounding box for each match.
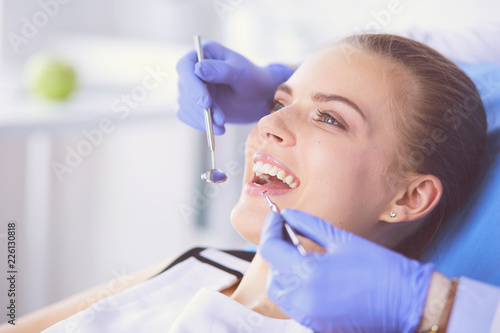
[176,40,294,134]
[259,209,434,333]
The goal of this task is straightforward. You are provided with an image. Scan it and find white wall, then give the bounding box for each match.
[222,0,500,64]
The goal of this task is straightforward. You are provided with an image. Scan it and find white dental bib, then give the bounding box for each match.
[43,248,312,332]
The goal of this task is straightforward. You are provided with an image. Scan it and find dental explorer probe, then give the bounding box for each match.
[194,35,228,184]
[261,191,307,256]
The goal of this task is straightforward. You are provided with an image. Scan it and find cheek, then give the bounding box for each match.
[306,139,363,195]
[299,140,385,231]
[245,126,260,154]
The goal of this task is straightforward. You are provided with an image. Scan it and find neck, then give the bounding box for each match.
[230,251,289,319]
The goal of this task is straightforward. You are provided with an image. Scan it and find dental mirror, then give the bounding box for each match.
[194,35,228,184]
[201,167,227,184]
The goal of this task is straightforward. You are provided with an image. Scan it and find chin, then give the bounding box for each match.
[230,195,269,245]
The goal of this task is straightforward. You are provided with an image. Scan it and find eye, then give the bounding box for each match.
[316,110,346,130]
[271,100,285,113]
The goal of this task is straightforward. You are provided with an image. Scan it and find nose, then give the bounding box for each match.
[257,110,296,147]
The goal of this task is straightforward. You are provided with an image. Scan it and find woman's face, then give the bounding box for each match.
[231,45,407,247]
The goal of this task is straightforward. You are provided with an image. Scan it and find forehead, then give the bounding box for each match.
[287,45,403,120]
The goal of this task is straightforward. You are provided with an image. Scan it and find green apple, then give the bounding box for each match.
[26,54,77,100]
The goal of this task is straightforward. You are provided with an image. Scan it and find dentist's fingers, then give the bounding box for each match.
[201,40,232,60]
[210,103,226,132]
[259,211,305,269]
[176,94,226,135]
[176,50,212,109]
[176,66,227,133]
[195,60,239,85]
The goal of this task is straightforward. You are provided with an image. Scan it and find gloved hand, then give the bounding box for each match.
[176,40,294,134]
[259,209,434,333]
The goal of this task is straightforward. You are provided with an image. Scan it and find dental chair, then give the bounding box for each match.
[421,63,500,286]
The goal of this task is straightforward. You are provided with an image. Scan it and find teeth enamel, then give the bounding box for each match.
[262,163,272,173]
[284,175,294,185]
[253,161,263,172]
[269,166,279,176]
[252,160,299,189]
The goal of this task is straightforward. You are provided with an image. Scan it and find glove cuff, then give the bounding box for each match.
[404,262,435,333]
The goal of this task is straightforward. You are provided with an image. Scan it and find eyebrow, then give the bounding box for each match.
[276,83,367,120]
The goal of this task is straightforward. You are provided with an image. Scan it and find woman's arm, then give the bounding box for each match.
[417,272,456,332]
[419,274,500,333]
[0,257,175,333]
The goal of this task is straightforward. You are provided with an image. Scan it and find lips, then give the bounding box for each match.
[245,152,300,196]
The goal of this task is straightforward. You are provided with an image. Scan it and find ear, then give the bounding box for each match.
[379,174,443,223]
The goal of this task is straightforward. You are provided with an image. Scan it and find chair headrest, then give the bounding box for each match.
[421,63,500,286]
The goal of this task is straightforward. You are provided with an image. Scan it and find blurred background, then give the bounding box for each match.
[0,0,498,319]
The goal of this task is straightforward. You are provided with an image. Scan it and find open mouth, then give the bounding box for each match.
[250,160,299,190]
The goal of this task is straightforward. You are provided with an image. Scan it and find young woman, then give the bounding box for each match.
[7,34,487,332]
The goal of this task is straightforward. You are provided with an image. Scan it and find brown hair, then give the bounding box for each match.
[342,34,487,258]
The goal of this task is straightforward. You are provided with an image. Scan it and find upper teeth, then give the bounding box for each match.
[252,161,298,189]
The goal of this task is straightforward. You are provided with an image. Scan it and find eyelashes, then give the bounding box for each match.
[315,110,347,130]
[270,100,347,130]
[270,100,285,113]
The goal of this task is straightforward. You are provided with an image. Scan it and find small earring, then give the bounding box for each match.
[389,211,397,218]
